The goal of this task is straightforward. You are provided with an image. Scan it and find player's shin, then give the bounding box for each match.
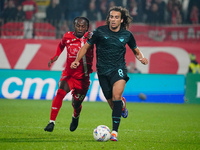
[70,100,82,132]
[72,97,83,117]
[50,89,66,121]
[112,100,123,132]
[72,104,82,118]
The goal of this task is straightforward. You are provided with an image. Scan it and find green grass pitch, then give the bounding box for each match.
[0,99,200,150]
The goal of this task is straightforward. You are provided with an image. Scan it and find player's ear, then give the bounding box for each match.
[121,19,123,23]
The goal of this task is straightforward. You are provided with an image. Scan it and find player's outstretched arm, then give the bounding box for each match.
[132,47,148,65]
[71,42,91,69]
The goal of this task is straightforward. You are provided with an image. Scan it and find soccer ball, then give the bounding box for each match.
[139,93,147,100]
[93,125,111,142]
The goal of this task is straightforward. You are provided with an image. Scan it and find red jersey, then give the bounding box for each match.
[51,31,93,79]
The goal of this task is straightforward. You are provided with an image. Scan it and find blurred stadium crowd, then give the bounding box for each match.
[0,0,199,39]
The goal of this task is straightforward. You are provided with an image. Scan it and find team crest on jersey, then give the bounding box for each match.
[119,37,124,42]
[72,38,76,41]
[71,47,79,55]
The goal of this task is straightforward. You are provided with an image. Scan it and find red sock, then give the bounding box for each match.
[50,89,66,121]
[72,104,82,118]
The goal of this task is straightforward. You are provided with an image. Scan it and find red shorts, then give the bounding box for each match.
[60,71,90,101]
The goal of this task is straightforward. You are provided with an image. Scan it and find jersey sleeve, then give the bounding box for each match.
[127,32,137,50]
[50,36,66,61]
[87,28,98,45]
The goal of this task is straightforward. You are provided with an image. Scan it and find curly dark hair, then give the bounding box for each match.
[73,17,90,29]
[106,6,132,30]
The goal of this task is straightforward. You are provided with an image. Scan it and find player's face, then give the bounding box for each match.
[109,11,123,31]
[74,19,88,38]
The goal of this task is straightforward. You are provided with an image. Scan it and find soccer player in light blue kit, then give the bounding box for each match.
[71,6,148,141]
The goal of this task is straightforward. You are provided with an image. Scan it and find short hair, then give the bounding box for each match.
[73,17,90,29]
[106,6,133,30]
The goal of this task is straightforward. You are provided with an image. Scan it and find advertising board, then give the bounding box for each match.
[0,70,185,103]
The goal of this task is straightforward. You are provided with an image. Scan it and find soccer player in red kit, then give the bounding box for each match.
[44,17,93,132]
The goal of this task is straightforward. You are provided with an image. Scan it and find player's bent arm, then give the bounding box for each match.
[71,42,91,69]
[132,47,148,65]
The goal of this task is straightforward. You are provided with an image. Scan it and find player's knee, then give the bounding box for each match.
[59,81,70,93]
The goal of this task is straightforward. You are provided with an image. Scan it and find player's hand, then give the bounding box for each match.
[139,58,148,65]
[48,59,53,68]
[71,61,80,69]
[48,56,58,68]
[87,31,93,39]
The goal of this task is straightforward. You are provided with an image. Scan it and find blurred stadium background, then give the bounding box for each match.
[0,0,200,104]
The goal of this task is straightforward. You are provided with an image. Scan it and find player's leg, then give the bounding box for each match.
[69,78,90,132]
[98,74,113,109]
[103,77,128,118]
[107,96,128,118]
[98,72,128,141]
[44,80,70,132]
[50,80,70,120]
[110,79,126,141]
[110,68,129,141]
[70,97,83,132]
[72,97,83,118]
[107,99,113,109]
[98,74,119,141]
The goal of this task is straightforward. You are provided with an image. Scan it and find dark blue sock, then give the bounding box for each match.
[112,100,123,132]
